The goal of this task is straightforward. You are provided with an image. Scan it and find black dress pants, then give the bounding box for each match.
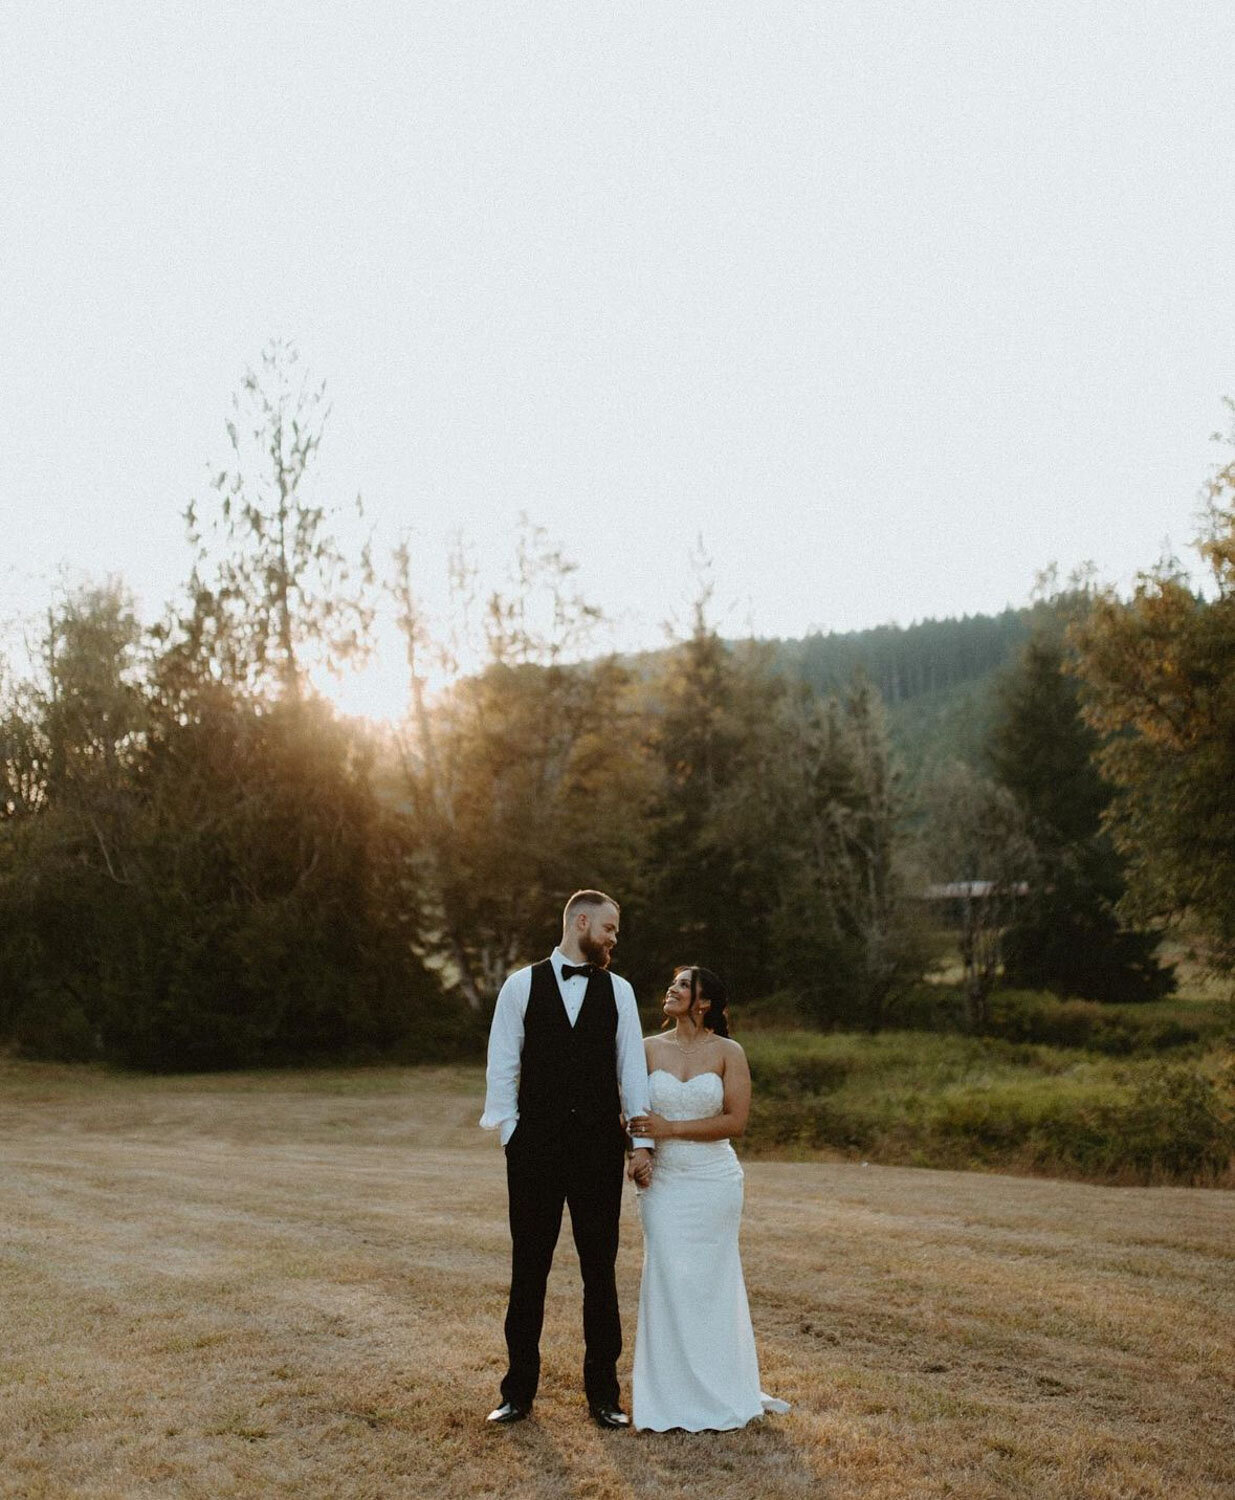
[500,1126,626,1409]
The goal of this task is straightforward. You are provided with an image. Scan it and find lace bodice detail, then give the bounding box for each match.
[649,1068,724,1119]
[646,1070,740,1178]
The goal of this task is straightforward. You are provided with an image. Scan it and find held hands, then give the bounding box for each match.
[627,1111,673,1141]
[627,1147,653,1189]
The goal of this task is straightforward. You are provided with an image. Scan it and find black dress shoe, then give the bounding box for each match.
[486,1401,530,1425]
[589,1403,631,1429]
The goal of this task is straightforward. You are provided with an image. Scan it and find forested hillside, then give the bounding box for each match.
[774,606,1045,784]
[780,607,1036,702]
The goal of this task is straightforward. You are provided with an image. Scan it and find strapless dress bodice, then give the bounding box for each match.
[649,1068,724,1117]
[646,1070,741,1179]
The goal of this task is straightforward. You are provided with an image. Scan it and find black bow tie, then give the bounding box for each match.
[561,963,595,981]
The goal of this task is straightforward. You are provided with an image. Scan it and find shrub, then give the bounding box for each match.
[741,1029,1233,1183]
[13,989,98,1064]
[1113,1062,1234,1179]
[884,981,968,1034]
[982,989,1199,1055]
[747,1050,855,1097]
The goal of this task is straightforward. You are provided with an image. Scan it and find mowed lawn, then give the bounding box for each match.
[1,1063,1231,1500]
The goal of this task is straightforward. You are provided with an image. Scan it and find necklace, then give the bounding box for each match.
[667,1030,710,1052]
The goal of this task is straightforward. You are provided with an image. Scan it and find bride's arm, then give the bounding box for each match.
[629,1043,751,1142]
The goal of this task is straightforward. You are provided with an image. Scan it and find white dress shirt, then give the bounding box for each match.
[480,948,653,1150]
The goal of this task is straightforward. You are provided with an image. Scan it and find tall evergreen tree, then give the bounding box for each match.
[760,675,927,1029]
[624,609,784,1002]
[987,628,1174,1002]
[632,605,925,1025]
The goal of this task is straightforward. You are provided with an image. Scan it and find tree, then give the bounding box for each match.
[1071,407,1235,972]
[38,580,146,875]
[0,579,454,1070]
[391,523,653,1009]
[0,346,467,1069]
[100,681,448,1070]
[987,626,1174,1002]
[0,581,146,1057]
[1072,567,1235,970]
[630,607,787,1002]
[920,760,1036,1026]
[178,340,373,700]
[631,599,925,1027]
[749,674,927,1030]
[821,675,926,1029]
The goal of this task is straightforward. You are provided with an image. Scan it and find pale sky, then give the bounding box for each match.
[3,2,1234,716]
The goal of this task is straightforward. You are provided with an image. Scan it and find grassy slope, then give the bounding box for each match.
[1,1062,1232,1500]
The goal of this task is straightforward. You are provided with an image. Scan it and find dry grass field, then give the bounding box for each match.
[1,1060,1232,1500]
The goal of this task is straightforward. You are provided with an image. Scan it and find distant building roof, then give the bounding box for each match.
[923,880,1029,900]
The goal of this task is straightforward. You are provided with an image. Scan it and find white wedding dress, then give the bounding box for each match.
[632,1069,790,1432]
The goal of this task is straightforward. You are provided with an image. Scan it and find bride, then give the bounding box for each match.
[626,966,789,1432]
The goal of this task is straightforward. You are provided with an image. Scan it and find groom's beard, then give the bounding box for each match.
[579,933,612,969]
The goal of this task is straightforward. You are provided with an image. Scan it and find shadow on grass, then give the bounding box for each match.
[610,1419,824,1498]
[494,1409,824,1500]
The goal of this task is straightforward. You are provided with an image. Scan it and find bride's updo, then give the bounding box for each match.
[675,965,731,1039]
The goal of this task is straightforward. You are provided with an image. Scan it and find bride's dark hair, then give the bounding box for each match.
[664,965,732,1039]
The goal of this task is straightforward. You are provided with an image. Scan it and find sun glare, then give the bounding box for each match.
[310,628,464,727]
[313,654,412,726]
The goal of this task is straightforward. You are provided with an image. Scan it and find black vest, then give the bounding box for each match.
[516,959,623,1148]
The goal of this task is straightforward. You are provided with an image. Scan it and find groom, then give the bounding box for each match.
[480,890,653,1428]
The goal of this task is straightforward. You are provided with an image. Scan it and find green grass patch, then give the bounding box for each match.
[982,989,1212,1054]
[743,1030,1235,1184]
[891,981,1231,1053]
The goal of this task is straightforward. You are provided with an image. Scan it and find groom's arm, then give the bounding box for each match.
[478,968,530,1145]
[613,975,654,1152]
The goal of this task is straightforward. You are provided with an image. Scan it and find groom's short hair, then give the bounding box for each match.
[563,889,619,928]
